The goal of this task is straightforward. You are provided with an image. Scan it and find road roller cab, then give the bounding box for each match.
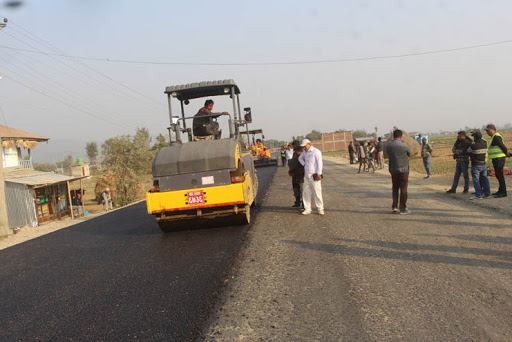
[146,80,258,231]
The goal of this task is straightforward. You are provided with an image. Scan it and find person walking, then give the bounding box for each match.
[485,124,510,198]
[348,141,356,164]
[298,139,324,215]
[288,146,305,208]
[376,137,385,169]
[446,131,472,194]
[468,129,491,200]
[367,141,377,172]
[357,141,367,173]
[386,129,411,214]
[421,137,433,178]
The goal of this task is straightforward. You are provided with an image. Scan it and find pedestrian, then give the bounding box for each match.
[288,146,305,208]
[298,139,324,215]
[485,123,510,198]
[468,129,491,200]
[348,141,355,164]
[421,137,433,178]
[280,146,287,166]
[102,187,113,211]
[446,131,472,194]
[386,129,411,214]
[285,144,294,164]
[357,141,367,173]
[368,141,376,172]
[376,137,385,169]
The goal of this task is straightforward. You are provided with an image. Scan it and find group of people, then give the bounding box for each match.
[348,138,385,173]
[446,124,510,199]
[287,139,325,215]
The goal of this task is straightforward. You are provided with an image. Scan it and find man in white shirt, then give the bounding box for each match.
[285,144,294,163]
[298,139,324,215]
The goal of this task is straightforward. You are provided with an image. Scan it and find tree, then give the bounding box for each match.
[62,155,74,175]
[151,133,168,152]
[305,130,323,141]
[101,128,156,206]
[352,129,369,139]
[86,141,99,165]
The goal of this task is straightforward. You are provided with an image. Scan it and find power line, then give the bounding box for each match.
[8,21,163,107]
[1,38,512,66]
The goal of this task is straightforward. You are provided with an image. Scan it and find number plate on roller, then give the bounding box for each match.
[187,190,204,205]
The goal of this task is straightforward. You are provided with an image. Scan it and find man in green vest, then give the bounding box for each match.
[485,124,510,198]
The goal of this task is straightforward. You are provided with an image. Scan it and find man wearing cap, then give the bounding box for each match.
[485,124,510,198]
[298,139,324,215]
[468,129,491,200]
[446,131,472,194]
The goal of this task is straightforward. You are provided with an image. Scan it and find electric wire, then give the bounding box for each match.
[0,37,511,66]
[8,20,163,107]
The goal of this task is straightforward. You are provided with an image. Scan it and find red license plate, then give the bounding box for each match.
[187,190,204,205]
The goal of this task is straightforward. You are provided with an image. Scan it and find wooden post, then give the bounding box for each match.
[80,178,84,216]
[67,180,74,220]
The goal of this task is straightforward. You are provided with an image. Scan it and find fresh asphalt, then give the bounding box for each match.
[0,166,276,342]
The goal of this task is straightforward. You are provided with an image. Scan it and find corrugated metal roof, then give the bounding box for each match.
[0,125,49,142]
[4,169,77,186]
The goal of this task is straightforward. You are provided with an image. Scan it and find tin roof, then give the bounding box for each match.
[4,169,78,187]
[0,125,49,142]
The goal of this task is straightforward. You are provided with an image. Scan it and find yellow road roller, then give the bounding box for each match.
[146,80,258,231]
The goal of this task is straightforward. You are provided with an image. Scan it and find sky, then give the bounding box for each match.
[1,0,512,162]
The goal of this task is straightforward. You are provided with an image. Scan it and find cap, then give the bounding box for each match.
[485,124,496,131]
[300,139,311,147]
[105,187,110,192]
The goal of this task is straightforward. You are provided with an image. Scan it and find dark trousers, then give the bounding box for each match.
[292,179,303,205]
[281,156,286,166]
[492,157,507,194]
[349,152,355,164]
[391,172,409,210]
[450,161,469,192]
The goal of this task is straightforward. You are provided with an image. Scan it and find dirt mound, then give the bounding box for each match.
[385,131,421,157]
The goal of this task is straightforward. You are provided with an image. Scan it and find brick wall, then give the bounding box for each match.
[310,131,353,152]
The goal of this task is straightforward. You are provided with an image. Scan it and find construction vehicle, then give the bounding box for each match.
[246,129,278,167]
[146,80,258,231]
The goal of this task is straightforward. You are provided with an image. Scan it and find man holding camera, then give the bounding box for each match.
[298,139,324,215]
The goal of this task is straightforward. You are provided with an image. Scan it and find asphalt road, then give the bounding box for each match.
[203,159,512,341]
[0,166,276,342]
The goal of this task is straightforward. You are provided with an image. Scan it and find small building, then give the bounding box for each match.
[1,125,85,233]
[309,131,353,152]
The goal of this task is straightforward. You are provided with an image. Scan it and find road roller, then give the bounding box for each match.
[146,80,258,231]
[247,129,279,167]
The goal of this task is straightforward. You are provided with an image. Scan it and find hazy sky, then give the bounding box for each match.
[1,0,512,158]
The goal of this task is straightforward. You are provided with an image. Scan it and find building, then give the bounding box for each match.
[309,131,353,152]
[1,125,85,233]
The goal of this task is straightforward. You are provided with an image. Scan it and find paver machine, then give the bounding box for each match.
[146,80,258,231]
[246,129,279,167]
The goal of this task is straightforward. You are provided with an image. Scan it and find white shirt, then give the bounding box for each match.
[285,149,294,161]
[298,146,323,179]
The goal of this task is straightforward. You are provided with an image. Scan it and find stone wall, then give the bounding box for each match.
[310,131,353,152]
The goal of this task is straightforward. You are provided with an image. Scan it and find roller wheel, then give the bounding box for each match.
[233,204,251,225]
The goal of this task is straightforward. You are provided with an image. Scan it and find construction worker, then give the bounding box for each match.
[485,123,510,198]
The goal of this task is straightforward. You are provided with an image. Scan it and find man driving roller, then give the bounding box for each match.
[193,99,228,139]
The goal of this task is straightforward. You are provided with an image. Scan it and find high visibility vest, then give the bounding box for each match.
[487,133,506,159]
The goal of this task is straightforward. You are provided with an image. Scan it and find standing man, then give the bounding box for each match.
[348,141,355,164]
[298,139,324,215]
[485,124,510,198]
[421,137,433,178]
[376,137,385,169]
[285,144,294,164]
[280,146,287,166]
[288,146,305,208]
[386,130,411,214]
[446,131,472,194]
[468,129,491,200]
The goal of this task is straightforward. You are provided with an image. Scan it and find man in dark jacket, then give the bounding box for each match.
[348,141,355,164]
[288,146,305,208]
[468,129,491,199]
[446,131,472,194]
[485,123,510,198]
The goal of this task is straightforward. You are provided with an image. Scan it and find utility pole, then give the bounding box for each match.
[0,18,10,236]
